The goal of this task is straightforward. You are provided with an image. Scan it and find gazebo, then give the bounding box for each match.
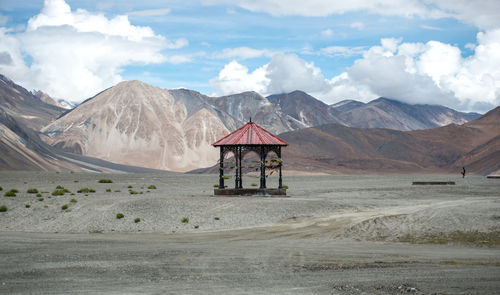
[212,119,288,196]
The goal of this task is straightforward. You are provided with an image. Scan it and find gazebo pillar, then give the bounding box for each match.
[219,147,224,189]
[277,146,283,189]
[260,146,266,189]
[238,146,243,189]
[234,148,239,189]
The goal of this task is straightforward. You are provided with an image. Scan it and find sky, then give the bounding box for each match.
[0,0,499,112]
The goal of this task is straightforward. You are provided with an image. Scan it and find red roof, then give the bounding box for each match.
[213,122,288,146]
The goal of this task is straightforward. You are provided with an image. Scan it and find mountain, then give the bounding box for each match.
[42,80,230,171]
[279,107,500,175]
[0,75,162,172]
[336,97,481,130]
[0,74,65,131]
[267,90,342,129]
[205,91,293,134]
[330,99,365,113]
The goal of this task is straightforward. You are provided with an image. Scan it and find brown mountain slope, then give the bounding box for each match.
[280,107,500,175]
[42,81,229,171]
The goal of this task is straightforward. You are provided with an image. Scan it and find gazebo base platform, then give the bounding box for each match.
[214,188,287,197]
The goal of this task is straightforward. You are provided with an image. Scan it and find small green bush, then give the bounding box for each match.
[52,189,66,196]
[129,190,139,195]
[251,183,258,187]
[98,179,113,183]
[105,188,111,192]
[25,204,31,208]
[194,225,199,229]
[0,205,7,212]
[27,188,38,194]
[10,189,19,193]
[147,185,157,189]
[134,218,141,223]
[114,190,121,192]
[4,191,16,197]
[74,180,79,183]
[213,184,219,188]
[77,188,95,193]
[127,185,133,188]
[222,175,230,179]
[181,217,189,223]
[36,193,42,197]
[56,185,64,189]
[282,185,289,189]
[116,213,124,219]
[0,186,2,191]
[214,217,220,220]
[61,204,68,210]
[38,198,44,201]
[70,198,77,203]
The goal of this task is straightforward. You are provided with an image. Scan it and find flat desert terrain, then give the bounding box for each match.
[0,171,499,294]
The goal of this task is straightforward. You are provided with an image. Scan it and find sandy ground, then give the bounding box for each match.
[0,171,499,294]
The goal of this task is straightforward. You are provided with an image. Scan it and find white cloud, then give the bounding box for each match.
[128,8,171,17]
[211,53,331,96]
[214,47,274,60]
[210,60,269,94]
[211,31,500,112]
[349,22,364,30]
[321,28,333,37]
[0,0,187,102]
[0,13,9,26]
[320,46,365,57]
[204,0,500,30]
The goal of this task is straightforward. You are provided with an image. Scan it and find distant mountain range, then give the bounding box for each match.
[0,74,497,174]
[280,106,500,175]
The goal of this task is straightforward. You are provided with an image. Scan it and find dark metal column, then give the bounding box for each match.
[278,146,283,189]
[238,146,243,189]
[260,146,266,189]
[234,148,239,189]
[219,147,224,189]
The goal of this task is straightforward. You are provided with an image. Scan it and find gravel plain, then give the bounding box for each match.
[0,171,499,294]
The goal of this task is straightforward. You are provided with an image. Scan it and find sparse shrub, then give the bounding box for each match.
[71,193,75,196]
[127,185,133,188]
[0,205,7,212]
[282,185,289,189]
[61,204,68,210]
[4,191,16,197]
[25,204,31,208]
[10,189,19,193]
[129,190,139,195]
[222,175,230,179]
[52,189,66,196]
[213,184,219,188]
[106,188,111,192]
[27,188,38,194]
[38,198,44,201]
[147,185,156,189]
[134,218,141,223]
[98,179,113,183]
[70,198,77,203]
[181,217,189,223]
[194,225,199,229]
[251,183,257,187]
[116,213,124,219]
[56,185,64,189]
[74,180,79,183]
[36,193,42,197]
[114,190,121,192]
[214,217,220,220]
[77,188,95,193]
[0,186,2,191]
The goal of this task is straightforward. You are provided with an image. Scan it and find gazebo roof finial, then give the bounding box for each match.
[249,116,252,123]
